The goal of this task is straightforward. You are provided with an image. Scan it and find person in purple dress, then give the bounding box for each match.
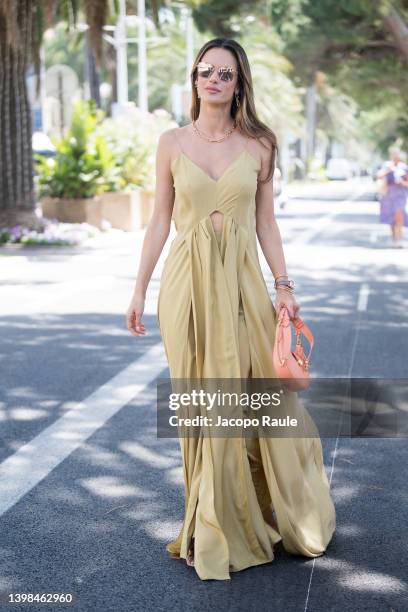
[377,147,408,248]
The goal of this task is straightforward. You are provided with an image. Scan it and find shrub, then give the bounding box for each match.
[36,100,120,199]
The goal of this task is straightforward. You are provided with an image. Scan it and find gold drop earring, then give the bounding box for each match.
[235,90,240,107]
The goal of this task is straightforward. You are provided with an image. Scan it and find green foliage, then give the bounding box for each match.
[36,100,120,198]
[268,0,408,150]
[270,0,382,39]
[36,99,179,199]
[226,18,305,139]
[43,22,85,77]
[97,106,178,194]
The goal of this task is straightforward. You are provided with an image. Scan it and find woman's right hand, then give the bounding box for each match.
[126,292,146,336]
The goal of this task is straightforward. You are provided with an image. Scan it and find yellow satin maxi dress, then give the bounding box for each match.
[157,133,336,581]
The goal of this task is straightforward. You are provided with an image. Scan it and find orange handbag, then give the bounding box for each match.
[272,306,314,391]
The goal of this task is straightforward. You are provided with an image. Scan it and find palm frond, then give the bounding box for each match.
[56,0,77,25]
[42,0,57,27]
[1,0,116,77]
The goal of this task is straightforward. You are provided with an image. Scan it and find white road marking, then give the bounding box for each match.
[294,184,370,247]
[0,342,168,517]
[357,283,370,312]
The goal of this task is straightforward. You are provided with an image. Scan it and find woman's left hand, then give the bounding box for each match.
[274,289,300,320]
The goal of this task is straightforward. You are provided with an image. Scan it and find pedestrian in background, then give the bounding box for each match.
[377,147,408,248]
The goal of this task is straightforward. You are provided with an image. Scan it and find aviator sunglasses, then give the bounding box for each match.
[196,61,238,82]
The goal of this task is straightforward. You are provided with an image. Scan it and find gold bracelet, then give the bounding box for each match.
[274,279,295,290]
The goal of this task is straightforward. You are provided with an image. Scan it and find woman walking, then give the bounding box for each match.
[126,38,336,581]
[377,147,408,248]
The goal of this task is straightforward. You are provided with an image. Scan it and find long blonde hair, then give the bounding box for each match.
[189,38,278,184]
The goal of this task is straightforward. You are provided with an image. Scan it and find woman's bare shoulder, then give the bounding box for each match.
[158,127,177,147]
[255,134,274,153]
[158,125,191,152]
[247,134,274,167]
[157,128,180,164]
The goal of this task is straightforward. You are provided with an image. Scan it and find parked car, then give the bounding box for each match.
[32,131,56,157]
[350,161,362,177]
[326,158,353,180]
[32,131,56,177]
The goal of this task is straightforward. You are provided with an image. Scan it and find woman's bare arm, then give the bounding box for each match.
[255,137,299,319]
[126,129,176,335]
[377,166,391,179]
[397,175,408,187]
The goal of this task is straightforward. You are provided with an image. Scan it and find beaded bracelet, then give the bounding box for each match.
[274,279,295,290]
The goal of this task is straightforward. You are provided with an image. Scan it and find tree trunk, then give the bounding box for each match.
[381,3,408,64]
[106,42,117,115]
[85,29,101,107]
[305,76,317,165]
[0,1,38,229]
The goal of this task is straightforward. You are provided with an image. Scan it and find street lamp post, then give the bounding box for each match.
[114,0,129,113]
[73,3,168,118]
[105,0,156,117]
[137,0,148,113]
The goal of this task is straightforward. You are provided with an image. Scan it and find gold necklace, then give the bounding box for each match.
[192,119,236,143]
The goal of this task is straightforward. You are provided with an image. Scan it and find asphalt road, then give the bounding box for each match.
[0,178,407,611]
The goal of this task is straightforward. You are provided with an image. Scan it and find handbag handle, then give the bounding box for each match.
[276,307,314,364]
[292,317,314,363]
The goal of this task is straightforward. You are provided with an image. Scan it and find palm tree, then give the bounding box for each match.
[0,0,163,229]
[0,1,110,228]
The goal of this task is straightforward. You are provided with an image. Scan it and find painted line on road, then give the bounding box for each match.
[0,342,168,518]
[357,282,370,311]
[294,184,371,246]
